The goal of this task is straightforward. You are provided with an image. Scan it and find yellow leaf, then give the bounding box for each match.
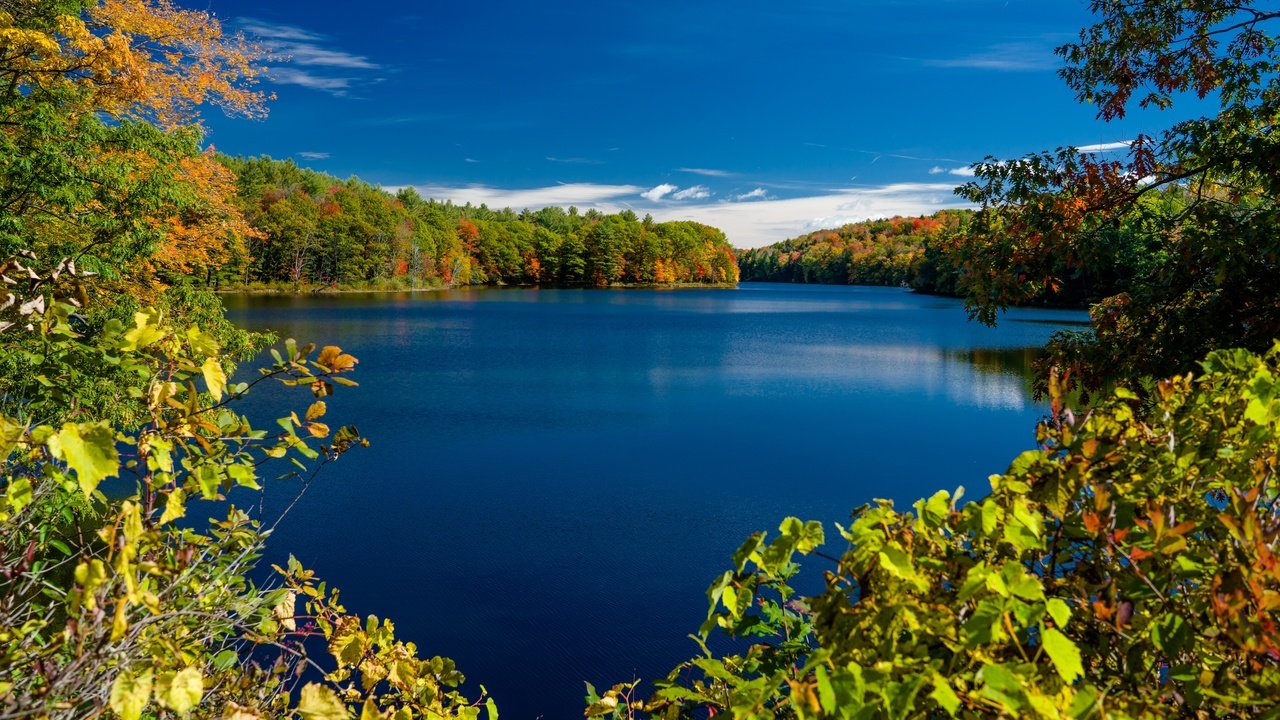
[48,421,119,499]
[157,666,203,714]
[159,488,186,525]
[202,357,227,401]
[222,703,263,719]
[123,309,165,350]
[306,401,327,420]
[109,668,153,720]
[318,346,358,372]
[273,591,297,632]
[297,683,348,720]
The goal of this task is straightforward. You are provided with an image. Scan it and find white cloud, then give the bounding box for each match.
[297,151,330,160]
[1074,141,1132,154]
[641,183,678,202]
[269,68,352,93]
[678,167,733,177]
[672,185,712,200]
[393,183,646,211]
[924,42,1058,72]
[546,156,604,165]
[240,18,380,96]
[734,187,769,201]
[237,19,322,42]
[929,165,974,177]
[389,181,970,248]
[679,183,968,247]
[464,158,479,163]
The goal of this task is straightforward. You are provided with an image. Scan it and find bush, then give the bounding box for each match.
[595,346,1280,718]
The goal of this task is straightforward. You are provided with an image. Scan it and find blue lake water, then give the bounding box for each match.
[221,282,1089,719]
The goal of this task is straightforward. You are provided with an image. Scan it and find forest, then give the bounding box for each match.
[3,0,1279,718]
[216,156,738,291]
[735,210,969,291]
[736,194,1181,315]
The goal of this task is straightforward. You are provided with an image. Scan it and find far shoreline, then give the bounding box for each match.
[213,281,740,296]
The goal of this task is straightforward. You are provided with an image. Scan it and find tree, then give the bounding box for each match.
[0,0,268,290]
[952,0,1280,394]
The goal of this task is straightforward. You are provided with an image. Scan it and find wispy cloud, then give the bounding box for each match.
[641,183,678,202]
[546,156,605,165]
[239,18,381,96]
[733,187,770,201]
[1074,141,1132,154]
[923,41,1058,72]
[269,68,352,93]
[672,185,712,200]
[297,151,330,160]
[464,158,479,164]
[678,167,733,178]
[400,183,646,211]
[929,165,975,177]
[390,181,970,248]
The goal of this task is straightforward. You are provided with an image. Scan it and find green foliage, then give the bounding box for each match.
[0,285,494,719]
[598,345,1280,718]
[219,156,739,290]
[953,1,1280,394]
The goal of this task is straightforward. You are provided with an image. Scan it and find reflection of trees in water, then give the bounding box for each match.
[950,347,1044,395]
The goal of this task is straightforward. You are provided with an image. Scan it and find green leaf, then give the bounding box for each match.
[929,674,961,716]
[878,545,928,591]
[920,489,951,527]
[48,421,119,499]
[297,683,348,720]
[1046,598,1071,628]
[978,663,1025,713]
[816,665,837,712]
[1151,614,1190,655]
[732,532,765,572]
[1042,627,1084,683]
[157,666,203,714]
[109,668,153,720]
[6,477,33,513]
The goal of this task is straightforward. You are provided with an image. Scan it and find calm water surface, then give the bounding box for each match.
[222,283,1088,719]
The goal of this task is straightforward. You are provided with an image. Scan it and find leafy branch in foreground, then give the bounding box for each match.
[594,344,1280,718]
[0,268,493,719]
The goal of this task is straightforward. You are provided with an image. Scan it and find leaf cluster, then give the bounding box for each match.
[609,344,1280,718]
[0,287,492,720]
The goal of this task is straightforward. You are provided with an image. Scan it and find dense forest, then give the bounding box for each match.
[215,157,738,290]
[737,201,1157,312]
[735,210,969,292]
[4,0,1280,719]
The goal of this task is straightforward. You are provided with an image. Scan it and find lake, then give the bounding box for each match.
[222,282,1089,719]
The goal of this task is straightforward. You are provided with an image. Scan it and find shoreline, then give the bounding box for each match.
[213,281,740,296]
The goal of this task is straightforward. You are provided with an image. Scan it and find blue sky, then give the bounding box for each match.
[198,0,1183,247]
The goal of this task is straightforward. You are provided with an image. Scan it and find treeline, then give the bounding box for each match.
[735,210,968,291]
[216,157,739,290]
[737,207,1140,309]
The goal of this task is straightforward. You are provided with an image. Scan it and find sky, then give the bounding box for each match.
[196,0,1189,247]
